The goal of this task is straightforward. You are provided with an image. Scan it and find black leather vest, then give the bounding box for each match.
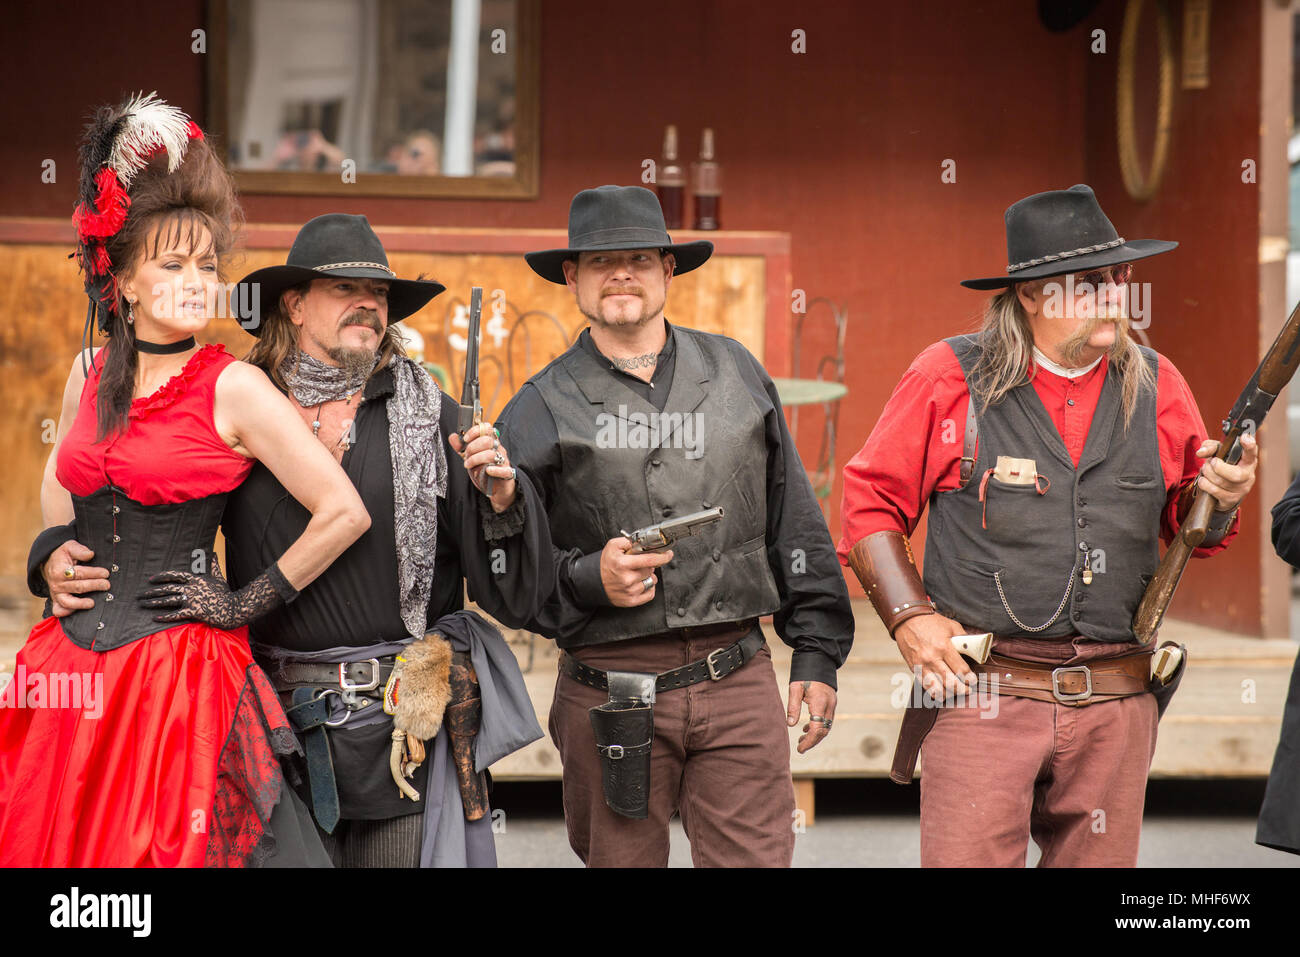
[530,328,781,647]
[922,335,1164,642]
[59,485,229,652]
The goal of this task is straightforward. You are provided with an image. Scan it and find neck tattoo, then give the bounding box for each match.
[610,352,658,372]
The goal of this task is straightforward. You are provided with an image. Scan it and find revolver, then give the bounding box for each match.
[622,507,724,554]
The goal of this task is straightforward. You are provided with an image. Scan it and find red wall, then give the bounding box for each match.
[2,0,1269,632]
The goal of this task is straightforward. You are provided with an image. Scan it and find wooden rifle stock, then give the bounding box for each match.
[1133,298,1300,643]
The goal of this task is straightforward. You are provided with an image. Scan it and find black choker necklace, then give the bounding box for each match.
[134,336,197,355]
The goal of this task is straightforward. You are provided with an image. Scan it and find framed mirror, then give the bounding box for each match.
[206,0,538,198]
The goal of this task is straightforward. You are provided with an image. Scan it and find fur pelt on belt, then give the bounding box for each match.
[388,633,453,740]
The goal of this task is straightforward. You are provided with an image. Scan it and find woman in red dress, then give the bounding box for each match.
[0,94,370,866]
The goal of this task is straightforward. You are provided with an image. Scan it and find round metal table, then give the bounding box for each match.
[773,377,848,406]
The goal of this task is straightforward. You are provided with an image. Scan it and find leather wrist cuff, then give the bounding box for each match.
[847,531,935,636]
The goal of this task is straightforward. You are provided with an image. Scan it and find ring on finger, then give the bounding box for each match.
[64,566,76,579]
[641,575,655,591]
[493,451,505,466]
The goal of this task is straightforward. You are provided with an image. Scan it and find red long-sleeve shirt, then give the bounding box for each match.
[836,340,1238,562]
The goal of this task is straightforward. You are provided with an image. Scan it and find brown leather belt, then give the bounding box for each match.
[889,648,1154,785]
[972,651,1151,704]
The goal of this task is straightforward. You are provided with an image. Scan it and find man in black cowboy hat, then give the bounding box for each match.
[36,212,555,866]
[497,185,854,867]
[839,184,1258,866]
[229,213,557,867]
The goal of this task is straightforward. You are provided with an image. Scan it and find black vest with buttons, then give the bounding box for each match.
[529,327,781,648]
[922,335,1164,642]
[60,485,228,652]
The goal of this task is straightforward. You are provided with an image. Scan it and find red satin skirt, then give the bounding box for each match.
[0,615,295,867]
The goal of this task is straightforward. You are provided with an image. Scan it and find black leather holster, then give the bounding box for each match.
[589,670,657,820]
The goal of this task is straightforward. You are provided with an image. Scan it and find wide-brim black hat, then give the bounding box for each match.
[961,184,1177,290]
[525,185,713,284]
[233,213,445,336]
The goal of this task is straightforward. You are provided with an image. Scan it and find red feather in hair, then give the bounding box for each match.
[91,243,112,276]
[72,167,131,241]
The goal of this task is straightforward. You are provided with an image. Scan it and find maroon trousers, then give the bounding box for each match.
[549,631,796,867]
[918,637,1159,867]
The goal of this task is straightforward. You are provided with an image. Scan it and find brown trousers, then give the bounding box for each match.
[549,631,796,867]
[919,637,1159,867]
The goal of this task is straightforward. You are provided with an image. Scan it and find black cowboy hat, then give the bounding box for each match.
[525,185,714,284]
[233,213,445,335]
[961,184,1177,290]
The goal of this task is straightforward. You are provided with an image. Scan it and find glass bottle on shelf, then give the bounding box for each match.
[657,124,686,230]
[691,127,721,231]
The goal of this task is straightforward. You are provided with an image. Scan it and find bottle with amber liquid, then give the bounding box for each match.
[691,127,721,231]
[657,125,686,230]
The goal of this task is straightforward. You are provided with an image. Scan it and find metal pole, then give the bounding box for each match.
[443,0,481,176]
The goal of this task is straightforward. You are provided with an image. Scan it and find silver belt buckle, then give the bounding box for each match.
[605,744,625,760]
[705,648,727,681]
[1051,665,1092,703]
[339,658,381,708]
[339,658,382,692]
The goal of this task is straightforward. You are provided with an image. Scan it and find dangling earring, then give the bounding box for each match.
[126,301,135,325]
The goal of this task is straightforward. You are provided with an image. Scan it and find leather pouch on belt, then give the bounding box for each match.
[589,670,656,820]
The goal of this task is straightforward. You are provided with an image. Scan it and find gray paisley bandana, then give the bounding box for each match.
[281,347,448,638]
[278,348,370,405]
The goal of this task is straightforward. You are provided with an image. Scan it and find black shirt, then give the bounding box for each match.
[498,321,854,687]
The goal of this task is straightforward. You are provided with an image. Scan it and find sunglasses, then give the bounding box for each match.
[1072,262,1133,288]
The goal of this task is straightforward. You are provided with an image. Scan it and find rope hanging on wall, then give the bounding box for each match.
[1117,0,1175,202]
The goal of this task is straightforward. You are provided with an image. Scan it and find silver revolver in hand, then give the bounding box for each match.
[622,507,724,554]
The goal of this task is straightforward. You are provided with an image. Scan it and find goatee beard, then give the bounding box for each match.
[327,343,380,382]
[582,305,653,330]
[580,291,664,330]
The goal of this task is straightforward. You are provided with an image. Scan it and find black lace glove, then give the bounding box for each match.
[137,555,298,629]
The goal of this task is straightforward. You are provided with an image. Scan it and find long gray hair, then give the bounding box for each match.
[967,287,1156,428]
